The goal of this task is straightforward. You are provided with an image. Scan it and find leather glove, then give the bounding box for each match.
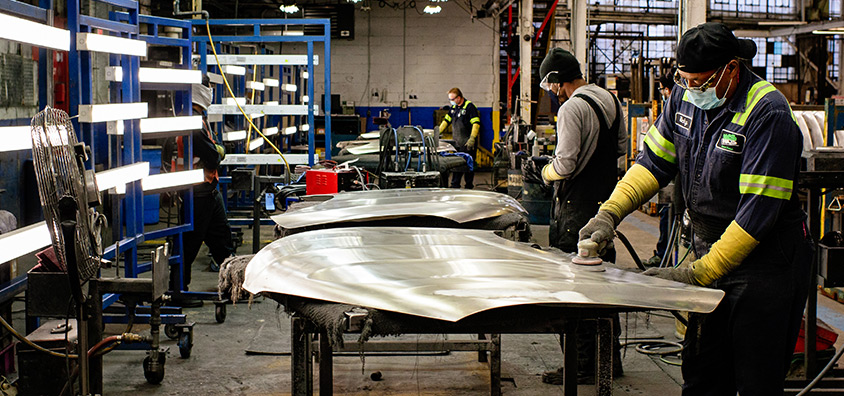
[216,144,226,160]
[642,266,698,285]
[466,136,476,150]
[577,210,617,256]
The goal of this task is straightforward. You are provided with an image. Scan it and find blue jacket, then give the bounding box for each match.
[638,64,805,242]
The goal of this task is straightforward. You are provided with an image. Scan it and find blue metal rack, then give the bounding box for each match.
[191,18,332,166]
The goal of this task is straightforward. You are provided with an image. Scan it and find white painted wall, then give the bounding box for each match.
[281,2,497,109]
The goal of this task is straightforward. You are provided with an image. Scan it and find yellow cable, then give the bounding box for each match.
[205,20,291,176]
[246,50,259,149]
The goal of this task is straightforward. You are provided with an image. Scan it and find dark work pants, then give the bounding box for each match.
[681,222,812,396]
[181,189,234,288]
[450,171,475,189]
[655,204,670,258]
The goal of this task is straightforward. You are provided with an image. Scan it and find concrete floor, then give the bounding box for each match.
[90,204,844,395]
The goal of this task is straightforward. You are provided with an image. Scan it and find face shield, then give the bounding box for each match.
[539,71,558,92]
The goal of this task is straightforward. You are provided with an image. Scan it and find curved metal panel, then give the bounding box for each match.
[271,188,527,229]
[243,227,724,322]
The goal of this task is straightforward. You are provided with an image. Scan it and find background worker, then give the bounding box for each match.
[537,48,628,385]
[579,22,813,395]
[174,77,234,305]
[644,73,677,267]
[438,88,481,189]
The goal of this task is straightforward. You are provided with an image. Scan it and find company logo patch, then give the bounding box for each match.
[716,129,745,154]
[675,112,692,131]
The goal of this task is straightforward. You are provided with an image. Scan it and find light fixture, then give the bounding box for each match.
[813,30,844,35]
[264,127,279,136]
[0,126,32,152]
[77,32,147,57]
[284,126,297,135]
[224,130,247,141]
[95,162,150,191]
[280,4,300,13]
[302,71,309,79]
[0,12,70,52]
[249,137,265,151]
[247,81,265,91]
[78,103,148,123]
[423,4,442,13]
[302,95,309,103]
[0,221,52,264]
[263,78,279,87]
[283,84,298,92]
[225,97,247,106]
[347,0,362,3]
[283,30,304,36]
[300,124,310,131]
[265,101,279,106]
[105,66,123,82]
[250,113,264,119]
[139,68,202,84]
[221,65,246,76]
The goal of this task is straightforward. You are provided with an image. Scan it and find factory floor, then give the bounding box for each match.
[84,197,844,395]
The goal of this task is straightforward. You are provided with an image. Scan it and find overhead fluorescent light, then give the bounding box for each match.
[283,84,297,92]
[0,13,70,52]
[141,169,204,193]
[224,130,247,141]
[78,103,148,123]
[263,78,279,87]
[302,71,309,79]
[283,30,304,36]
[284,126,297,135]
[0,126,32,152]
[77,32,147,57]
[247,81,265,91]
[757,21,807,26]
[95,162,150,191]
[249,137,264,151]
[225,97,247,106]
[250,113,264,119]
[105,66,123,82]
[302,95,309,103]
[300,124,310,131]
[208,72,224,84]
[813,30,844,35]
[0,222,52,264]
[263,127,279,136]
[423,4,442,13]
[139,68,202,84]
[265,101,279,106]
[280,4,300,13]
[221,65,246,76]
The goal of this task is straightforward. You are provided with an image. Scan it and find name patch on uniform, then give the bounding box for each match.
[675,112,692,131]
[716,129,745,154]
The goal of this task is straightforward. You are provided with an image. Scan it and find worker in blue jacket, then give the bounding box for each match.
[579,22,813,395]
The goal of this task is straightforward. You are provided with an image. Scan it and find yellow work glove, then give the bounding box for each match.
[438,121,448,135]
[466,123,481,150]
[216,144,226,160]
[541,163,564,183]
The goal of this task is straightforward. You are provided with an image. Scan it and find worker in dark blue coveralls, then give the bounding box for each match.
[438,87,481,189]
[579,22,813,395]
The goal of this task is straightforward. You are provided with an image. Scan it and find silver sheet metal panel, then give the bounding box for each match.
[271,188,528,229]
[243,227,724,322]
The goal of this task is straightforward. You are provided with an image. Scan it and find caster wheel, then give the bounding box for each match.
[164,324,179,340]
[215,304,227,323]
[178,332,192,359]
[143,354,166,384]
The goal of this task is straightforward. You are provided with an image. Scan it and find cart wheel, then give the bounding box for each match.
[178,332,192,359]
[215,303,227,323]
[143,354,166,384]
[164,324,179,340]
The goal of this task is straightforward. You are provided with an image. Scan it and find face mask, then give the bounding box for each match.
[685,68,731,110]
[449,100,457,106]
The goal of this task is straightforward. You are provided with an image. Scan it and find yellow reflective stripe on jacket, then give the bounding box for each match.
[444,114,452,122]
[469,117,480,124]
[643,125,677,164]
[731,81,777,126]
[738,174,793,200]
[682,91,691,102]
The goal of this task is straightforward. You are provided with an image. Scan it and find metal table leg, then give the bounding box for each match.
[596,317,613,396]
[291,316,313,396]
[319,331,333,396]
[489,333,501,396]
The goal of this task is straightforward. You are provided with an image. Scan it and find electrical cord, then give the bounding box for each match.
[204,19,291,183]
[0,314,77,359]
[797,345,844,395]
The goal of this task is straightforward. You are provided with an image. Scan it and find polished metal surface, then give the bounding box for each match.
[243,227,724,322]
[271,188,527,229]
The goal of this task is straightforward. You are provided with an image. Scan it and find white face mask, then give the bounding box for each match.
[449,100,457,106]
[685,69,731,110]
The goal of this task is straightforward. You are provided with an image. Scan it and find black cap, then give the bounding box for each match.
[540,48,582,84]
[677,22,756,73]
